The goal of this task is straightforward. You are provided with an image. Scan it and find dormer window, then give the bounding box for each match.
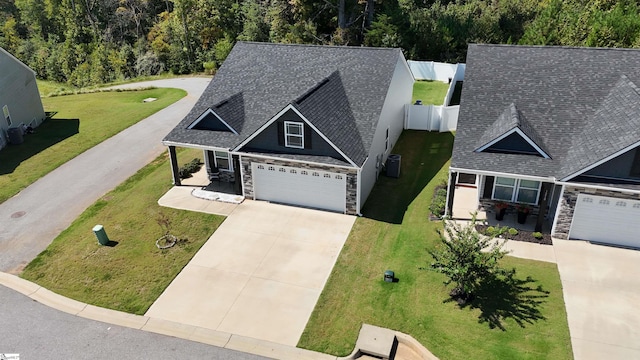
[285,121,304,149]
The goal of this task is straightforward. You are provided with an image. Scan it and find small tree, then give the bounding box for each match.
[429,215,511,304]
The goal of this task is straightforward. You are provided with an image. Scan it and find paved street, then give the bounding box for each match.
[0,78,210,273]
[0,284,268,360]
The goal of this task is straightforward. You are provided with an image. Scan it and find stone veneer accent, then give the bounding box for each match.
[553,185,640,239]
[240,155,358,215]
[219,170,234,183]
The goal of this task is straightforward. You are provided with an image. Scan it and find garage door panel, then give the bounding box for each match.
[252,163,346,213]
[569,194,640,248]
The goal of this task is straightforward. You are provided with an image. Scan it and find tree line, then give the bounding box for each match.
[2,0,640,87]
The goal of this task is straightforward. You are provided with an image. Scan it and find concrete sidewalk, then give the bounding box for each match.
[0,272,334,360]
[0,78,210,273]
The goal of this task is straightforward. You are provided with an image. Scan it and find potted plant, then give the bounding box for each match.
[494,202,508,221]
[516,204,531,224]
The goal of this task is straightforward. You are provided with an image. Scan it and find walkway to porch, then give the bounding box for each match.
[451,185,486,220]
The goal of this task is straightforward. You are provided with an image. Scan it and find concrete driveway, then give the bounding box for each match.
[145,200,355,346]
[553,239,640,359]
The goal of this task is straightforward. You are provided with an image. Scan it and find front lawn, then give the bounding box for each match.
[0,88,185,204]
[298,131,572,359]
[412,80,451,105]
[20,148,222,315]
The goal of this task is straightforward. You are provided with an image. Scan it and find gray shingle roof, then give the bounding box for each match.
[452,44,640,179]
[475,103,550,157]
[163,42,402,166]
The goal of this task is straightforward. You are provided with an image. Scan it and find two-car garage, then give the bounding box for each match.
[569,194,640,249]
[251,163,347,213]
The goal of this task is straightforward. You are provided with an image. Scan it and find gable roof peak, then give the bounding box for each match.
[474,102,551,158]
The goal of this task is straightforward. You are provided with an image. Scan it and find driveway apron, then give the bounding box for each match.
[553,239,640,359]
[145,200,356,346]
[0,78,211,273]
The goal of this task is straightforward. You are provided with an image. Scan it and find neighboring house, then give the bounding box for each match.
[448,44,640,249]
[0,47,46,149]
[163,42,414,215]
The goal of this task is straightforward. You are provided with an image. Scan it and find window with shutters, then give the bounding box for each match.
[284,121,304,149]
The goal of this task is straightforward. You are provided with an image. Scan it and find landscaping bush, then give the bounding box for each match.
[508,228,519,237]
[178,158,202,179]
[532,232,543,240]
[429,185,448,218]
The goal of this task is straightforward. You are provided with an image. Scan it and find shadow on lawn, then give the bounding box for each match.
[0,115,79,175]
[452,273,549,331]
[362,131,454,224]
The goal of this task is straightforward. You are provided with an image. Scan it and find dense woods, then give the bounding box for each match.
[2,0,640,86]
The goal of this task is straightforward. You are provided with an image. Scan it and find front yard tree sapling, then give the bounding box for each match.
[429,215,511,305]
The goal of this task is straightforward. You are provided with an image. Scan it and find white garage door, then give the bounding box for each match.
[569,194,640,248]
[252,163,347,213]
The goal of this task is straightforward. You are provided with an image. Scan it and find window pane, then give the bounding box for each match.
[287,135,302,147]
[493,185,513,201]
[217,158,230,170]
[519,179,540,189]
[214,151,228,159]
[496,177,516,186]
[517,188,538,203]
[286,123,302,135]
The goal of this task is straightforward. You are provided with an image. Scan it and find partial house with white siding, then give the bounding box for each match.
[0,47,46,149]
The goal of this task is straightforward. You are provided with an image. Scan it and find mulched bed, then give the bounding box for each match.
[475,225,553,245]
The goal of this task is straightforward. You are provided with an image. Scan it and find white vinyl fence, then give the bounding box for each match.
[404,104,459,132]
[405,60,465,132]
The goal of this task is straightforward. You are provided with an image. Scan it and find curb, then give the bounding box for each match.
[0,272,336,360]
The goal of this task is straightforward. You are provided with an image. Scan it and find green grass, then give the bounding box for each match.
[37,74,203,97]
[36,80,78,97]
[412,80,451,105]
[20,148,222,315]
[298,131,572,360]
[0,88,186,204]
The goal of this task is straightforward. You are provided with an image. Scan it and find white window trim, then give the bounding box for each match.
[491,177,542,205]
[214,150,232,171]
[284,121,304,149]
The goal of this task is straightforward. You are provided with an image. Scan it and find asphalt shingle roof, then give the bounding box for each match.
[475,103,550,157]
[452,44,640,180]
[163,42,402,166]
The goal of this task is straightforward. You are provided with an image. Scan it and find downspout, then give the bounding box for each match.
[444,169,453,217]
[356,166,362,216]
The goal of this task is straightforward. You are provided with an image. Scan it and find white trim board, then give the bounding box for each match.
[475,127,551,159]
[561,141,640,181]
[187,108,238,135]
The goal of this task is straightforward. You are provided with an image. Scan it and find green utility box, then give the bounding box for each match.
[92,225,110,246]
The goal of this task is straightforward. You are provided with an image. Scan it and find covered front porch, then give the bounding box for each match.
[447,170,558,232]
[162,146,245,212]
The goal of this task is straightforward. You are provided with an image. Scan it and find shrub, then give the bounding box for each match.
[203,61,216,75]
[532,232,543,239]
[429,216,512,304]
[178,158,202,179]
[486,226,495,235]
[508,228,518,236]
[429,185,448,217]
[135,51,165,77]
